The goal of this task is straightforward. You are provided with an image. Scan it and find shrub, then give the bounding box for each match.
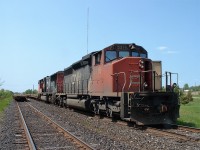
[0,89,13,100]
[180,91,193,105]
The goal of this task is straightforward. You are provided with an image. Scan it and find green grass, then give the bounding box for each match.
[0,96,13,114]
[177,95,200,128]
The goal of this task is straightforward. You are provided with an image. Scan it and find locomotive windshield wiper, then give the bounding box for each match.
[106,56,121,62]
[106,56,112,62]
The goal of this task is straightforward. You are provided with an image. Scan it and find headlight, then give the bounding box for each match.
[139,60,144,64]
[143,82,148,88]
[139,60,144,69]
[139,64,144,69]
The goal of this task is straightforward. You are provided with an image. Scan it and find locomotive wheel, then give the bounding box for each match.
[56,97,60,106]
[106,108,113,118]
[92,103,99,115]
[64,103,67,108]
[52,94,56,104]
[59,97,63,107]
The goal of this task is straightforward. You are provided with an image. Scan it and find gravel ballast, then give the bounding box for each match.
[1,99,200,150]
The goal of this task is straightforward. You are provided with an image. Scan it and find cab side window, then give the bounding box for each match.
[105,51,117,62]
[95,52,101,65]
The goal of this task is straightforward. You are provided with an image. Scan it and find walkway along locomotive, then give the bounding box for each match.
[38,43,180,125]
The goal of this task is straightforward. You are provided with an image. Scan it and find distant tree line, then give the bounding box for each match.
[23,89,38,94]
[183,83,200,91]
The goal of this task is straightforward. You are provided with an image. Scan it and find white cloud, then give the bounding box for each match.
[156,46,178,54]
[157,46,168,51]
[166,50,178,54]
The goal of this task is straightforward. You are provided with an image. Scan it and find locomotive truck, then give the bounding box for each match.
[38,43,179,125]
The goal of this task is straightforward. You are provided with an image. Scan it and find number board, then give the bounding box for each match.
[107,44,130,50]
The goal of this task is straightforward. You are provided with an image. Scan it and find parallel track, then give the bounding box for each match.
[18,103,93,150]
[16,102,36,150]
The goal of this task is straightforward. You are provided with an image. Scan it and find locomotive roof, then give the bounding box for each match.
[64,51,95,71]
[104,43,147,54]
[82,51,98,60]
[50,71,64,77]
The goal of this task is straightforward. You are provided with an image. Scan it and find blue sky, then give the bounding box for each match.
[0,0,199,92]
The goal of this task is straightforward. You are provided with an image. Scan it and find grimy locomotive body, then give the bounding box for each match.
[38,43,179,125]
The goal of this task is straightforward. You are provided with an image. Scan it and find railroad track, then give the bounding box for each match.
[17,102,94,150]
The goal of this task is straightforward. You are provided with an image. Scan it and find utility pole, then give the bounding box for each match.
[32,85,34,94]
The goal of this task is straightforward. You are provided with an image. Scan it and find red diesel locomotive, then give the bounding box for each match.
[38,43,179,125]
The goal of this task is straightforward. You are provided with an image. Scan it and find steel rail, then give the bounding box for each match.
[146,127,200,143]
[27,103,94,150]
[177,125,200,133]
[16,102,36,150]
[168,124,200,133]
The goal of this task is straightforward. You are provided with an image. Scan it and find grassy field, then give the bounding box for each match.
[177,95,200,128]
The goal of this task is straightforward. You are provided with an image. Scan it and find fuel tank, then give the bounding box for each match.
[65,99,91,111]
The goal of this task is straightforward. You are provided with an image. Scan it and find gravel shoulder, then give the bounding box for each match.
[0,100,18,149]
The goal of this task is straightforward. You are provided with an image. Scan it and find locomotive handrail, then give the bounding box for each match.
[111,72,126,92]
[131,70,155,73]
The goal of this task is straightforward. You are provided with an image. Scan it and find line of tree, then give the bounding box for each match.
[23,89,38,94]
[183,83,200,91]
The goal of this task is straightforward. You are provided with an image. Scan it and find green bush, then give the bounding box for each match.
[180,91,193,105]
[173,87,193,105]
[23,89,38,94]
[0,89,13,100]
[0,89,13,113]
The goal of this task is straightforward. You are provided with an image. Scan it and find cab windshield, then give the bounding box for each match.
[140,53,147,58]
[132,51,139,57]
[105,50,147,63]
[131,52,147,58]
[119,51,129,58]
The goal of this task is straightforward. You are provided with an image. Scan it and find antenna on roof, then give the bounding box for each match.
[87,7,89,54]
